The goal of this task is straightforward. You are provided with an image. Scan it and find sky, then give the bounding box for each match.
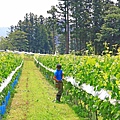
[0,0,59,27]
[0,0,117,28]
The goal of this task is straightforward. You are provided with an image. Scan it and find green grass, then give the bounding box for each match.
[3,57,81,120]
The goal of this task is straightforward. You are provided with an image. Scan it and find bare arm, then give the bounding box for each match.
[62,73,64,80]
[53,76,59,82]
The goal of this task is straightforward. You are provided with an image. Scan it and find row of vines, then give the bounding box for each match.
[0,52,23,118]
[35,54,120,120]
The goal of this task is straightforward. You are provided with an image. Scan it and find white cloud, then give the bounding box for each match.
[0,0,58,27]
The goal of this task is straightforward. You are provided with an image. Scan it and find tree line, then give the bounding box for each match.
[0,0,120,55]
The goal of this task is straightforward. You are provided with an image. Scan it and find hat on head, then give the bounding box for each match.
[56,64,61,69]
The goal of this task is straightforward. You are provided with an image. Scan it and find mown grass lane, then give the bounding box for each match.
[4,57,80,120]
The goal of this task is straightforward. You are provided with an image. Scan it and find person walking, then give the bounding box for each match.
[53,64,64,102]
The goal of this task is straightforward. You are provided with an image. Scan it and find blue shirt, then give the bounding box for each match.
[54,69,63,81]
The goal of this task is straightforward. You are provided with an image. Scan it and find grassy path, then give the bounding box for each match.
[4,58,80,120]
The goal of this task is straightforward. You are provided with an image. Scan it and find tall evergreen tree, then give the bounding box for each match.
[8,30,28,51]
[69,0,92,54]
[57,0,70,54]
[5,1,120,55]
[96,6,120,54]
[47,6,58,54]
[8,13,53,53]
[91,0,104,54]
[44,17,54,53]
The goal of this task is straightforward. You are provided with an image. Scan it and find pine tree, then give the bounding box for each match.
[47,6,58,54]
[57,0,70,54]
